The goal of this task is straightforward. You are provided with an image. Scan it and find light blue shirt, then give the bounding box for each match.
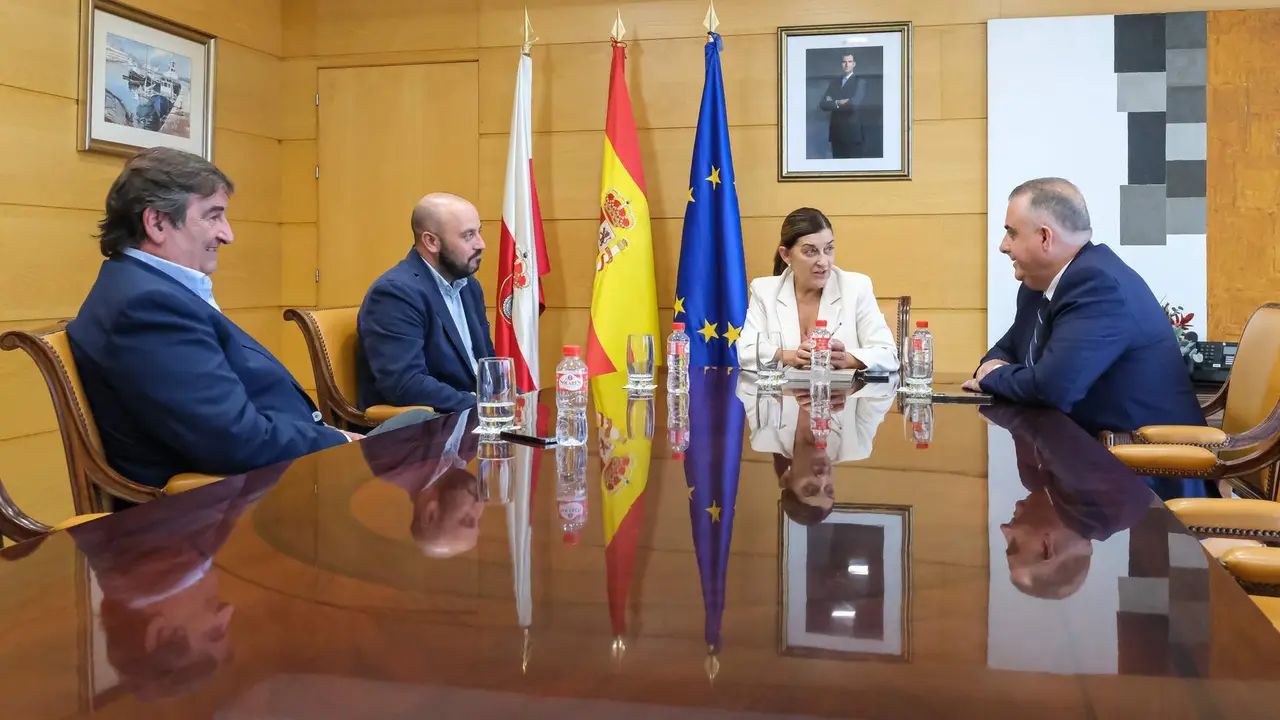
[122,247,220,311]
[422,257,477,372]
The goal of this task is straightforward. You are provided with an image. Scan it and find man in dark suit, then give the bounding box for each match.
[356,193,495,414]
[818,52,867,159]
[67,148,358,489]
[964,178,1205,437]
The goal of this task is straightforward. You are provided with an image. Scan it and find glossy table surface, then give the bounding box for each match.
[4,371,1280,719]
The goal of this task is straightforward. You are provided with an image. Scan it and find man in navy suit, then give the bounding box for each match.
[68,148,359,489]
[964,178,1205,438]
[356,193,495,414]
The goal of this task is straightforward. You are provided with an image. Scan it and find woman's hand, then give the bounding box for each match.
[781,345,808,368]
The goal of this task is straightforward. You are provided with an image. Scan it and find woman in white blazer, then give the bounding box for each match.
[737,208,898,373]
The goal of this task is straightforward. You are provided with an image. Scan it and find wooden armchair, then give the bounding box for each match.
[876,295,911,370]
[1164,497,1280,627]
[0,476,106,544]
[1104,303,1280,499]
[283,307,432,431]
[0,328,222,515]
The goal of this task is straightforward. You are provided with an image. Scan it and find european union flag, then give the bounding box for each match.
[686,367,745,665]
[675,32,748,368]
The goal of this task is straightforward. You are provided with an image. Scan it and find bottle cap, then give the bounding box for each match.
[815,440,827,450]
[815,319,828,327]
[672,451,685,460]
[916,442,930,450]
[563,345,581,357]
[563,530,581,546]
[673,322,685,331]
[916,321,929,329]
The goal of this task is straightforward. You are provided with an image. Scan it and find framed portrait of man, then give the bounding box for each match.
[778,22,912,181]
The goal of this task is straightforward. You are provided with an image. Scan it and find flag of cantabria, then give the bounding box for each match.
[586,34,660,377]
[496,51,550,392]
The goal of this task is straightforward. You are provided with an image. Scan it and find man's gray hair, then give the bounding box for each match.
[1009,177,1092,234]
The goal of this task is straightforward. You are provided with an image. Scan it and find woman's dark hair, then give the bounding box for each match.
[773,207,833,276]
[97,147,234,258]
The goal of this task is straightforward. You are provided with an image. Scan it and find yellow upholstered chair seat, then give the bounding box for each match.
[284,307,434,430]
[50,513,109,531]
[163,473,225,495]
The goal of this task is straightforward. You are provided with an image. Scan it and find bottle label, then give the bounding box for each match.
[559,500,585,522]
[668,340,689,357]
[814,336,830,351]
[912,337,924,352]
[557,369,585,392]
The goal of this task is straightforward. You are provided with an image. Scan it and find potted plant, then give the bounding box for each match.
[1162,302,1204,373]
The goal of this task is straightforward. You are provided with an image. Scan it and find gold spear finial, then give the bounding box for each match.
[521,627,532,674]
[611,635,628,667]
[703,1,720,35]
[522,8,538,54]
[705,647,721,683]
[611,10,627,42]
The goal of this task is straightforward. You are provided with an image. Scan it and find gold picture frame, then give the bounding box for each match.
[777,502,913,662]
[78,0,216,160]
[777,22,912,181]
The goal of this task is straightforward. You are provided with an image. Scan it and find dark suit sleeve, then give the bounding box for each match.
[360,279,477,413]
[980,270,1130,413]
[819,79,841,111]
[105,289,346,473]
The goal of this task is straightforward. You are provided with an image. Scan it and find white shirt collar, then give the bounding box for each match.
[1045,257,1073,302]
[122,247,219,310]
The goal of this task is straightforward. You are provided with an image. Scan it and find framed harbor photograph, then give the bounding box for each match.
[778,503,912,661]
[778,22,912,181]
[79,1,215,159]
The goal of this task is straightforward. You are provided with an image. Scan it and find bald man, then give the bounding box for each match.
[356,193,495,414]
[964,177,1205,441]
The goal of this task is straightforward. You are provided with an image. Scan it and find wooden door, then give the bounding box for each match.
[317,62,479,307]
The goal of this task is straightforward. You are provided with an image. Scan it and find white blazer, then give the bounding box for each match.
[735,376,895,464]
[737,267,898,373]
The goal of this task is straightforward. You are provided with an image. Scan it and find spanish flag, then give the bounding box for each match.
[586,33,660,377]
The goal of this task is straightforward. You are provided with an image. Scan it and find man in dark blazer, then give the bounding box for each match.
[818,52,867,159]
[964,178,1205,437]
[356,193,495,414]
[68,148,357,489]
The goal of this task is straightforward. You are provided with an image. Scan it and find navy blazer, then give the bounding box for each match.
[67,255,346,488]
[979,242,1205,436]
[356,250,495,413]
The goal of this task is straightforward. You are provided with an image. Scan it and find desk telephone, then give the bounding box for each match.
[1190,341,1236,384]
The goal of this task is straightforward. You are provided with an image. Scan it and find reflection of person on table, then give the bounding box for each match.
[818,53,867,159]
[982,405,1150,600]
[738,378,894,525]
[67,469,278,699]
[362,409,485,558]
[737,208,898,374]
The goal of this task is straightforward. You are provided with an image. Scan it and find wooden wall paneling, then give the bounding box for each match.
[128,0,284,56]
[225,307,288,356]
[0,206,102,322]
[0,431,72,533]
[281,223,319,307]
[215,222,283,310]
[281,140,318,223]
[0,0,80,99]
[999,0,1280,19]
[284,0,479,57]
[0,352,58,442]
[281,58,319,140]
[215,129,283,224]
[939,24,987,119]
[215,41,285,139]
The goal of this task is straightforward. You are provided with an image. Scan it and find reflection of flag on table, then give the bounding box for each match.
[675,32,747,368]
[686,367,745,676]
[587,38,659,377]
[592,373,652,655]
[506,394,548,672]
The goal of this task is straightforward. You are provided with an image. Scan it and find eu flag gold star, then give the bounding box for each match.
[706,166,721,189]
[697,320,719,342]
[723,322,742,344]
[674,296,686,315]
[706,502,722,522]
[687,187,695,203]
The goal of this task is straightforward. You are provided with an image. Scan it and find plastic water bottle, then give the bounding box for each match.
[666,322,691,394]
[810,320,832,384]
[809,380,831,450]
[556,345,588,446]
[905,398,933,449]
[556,443,588,545]
[906,321,934,391]
[668,390,690,458]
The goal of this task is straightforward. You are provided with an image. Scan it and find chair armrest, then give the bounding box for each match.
[1109,444,1219,475]
[1222,546,1280,585]
[1135,425,1228,446]
[163,473,224,495]
[365,405,436,424]
[1167,498,1280,533]
[51,513,110,531]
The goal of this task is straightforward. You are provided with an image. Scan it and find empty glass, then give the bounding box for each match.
[755,331,784,388]
[475,357,516,434]
[626,393,655,440]
[754,392,783,430]
[625,333,656,391]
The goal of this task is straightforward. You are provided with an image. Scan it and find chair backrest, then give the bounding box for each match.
[1219,303,1280,499]
[876,295,912,367]
[0,328,159,513]
[283,307,365,427]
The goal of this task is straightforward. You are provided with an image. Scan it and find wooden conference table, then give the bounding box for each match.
[3,371,1280,719]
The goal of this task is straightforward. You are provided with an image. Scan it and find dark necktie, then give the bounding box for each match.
[1028,296,1050,367]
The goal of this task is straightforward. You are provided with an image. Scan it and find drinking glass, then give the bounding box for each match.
[626,333,656,391]
[754,392,783,430]
[475,357,516,434]
[626,393,655,440]
[755,331,784,388]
